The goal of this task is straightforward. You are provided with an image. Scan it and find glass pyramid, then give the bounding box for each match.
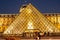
[3,3,60,34]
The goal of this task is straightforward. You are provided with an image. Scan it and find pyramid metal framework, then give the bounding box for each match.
[3,3,60,34]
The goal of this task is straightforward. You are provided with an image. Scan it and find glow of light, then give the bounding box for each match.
[49,29,53,32]
[4,25,13,34]
[28,21,33,29]
[20,8,24,12]
[47,26,53,32]
[27,8,32,13]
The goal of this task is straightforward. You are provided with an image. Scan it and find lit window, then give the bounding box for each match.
[0,18,4,26]
[58,17,60,24]
[51,16,56,24]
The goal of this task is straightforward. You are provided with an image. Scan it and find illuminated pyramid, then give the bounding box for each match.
[3,3,60,34]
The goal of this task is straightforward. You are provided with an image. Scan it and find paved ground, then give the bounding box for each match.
[0,39,60,40]
[1,38,60,40]
[0,36,60,40]
[15,36,60,40]
[21,39,60,40]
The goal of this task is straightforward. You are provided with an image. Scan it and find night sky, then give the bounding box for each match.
[0,0,60,14]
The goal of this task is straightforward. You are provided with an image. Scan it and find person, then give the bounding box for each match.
[38,32,41,39]
[35,32,41,40]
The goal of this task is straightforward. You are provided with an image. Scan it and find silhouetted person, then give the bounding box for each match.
[35,32,41,40]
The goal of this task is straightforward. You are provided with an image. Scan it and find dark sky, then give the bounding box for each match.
[0,0,60,14]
